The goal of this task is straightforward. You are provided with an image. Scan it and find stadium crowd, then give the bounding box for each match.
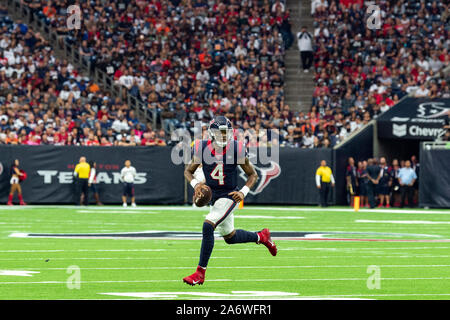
[0,10,168,146]
[26,0,296,139]
[0,0,448,148]
[310,0,449,116]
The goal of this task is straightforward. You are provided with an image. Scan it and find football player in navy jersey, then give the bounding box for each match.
[183,116,277,286]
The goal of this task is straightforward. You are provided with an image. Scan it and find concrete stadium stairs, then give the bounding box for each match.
[285,0,315,113]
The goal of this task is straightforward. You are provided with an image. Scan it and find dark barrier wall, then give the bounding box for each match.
[246,148,332,205]
[0,146,185,204]
[187,148,333,205]
[0,146,332,205]
[333,123,374,205]
[419,146,450,208]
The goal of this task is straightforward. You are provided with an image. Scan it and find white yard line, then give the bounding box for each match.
[356,219,450,225]
[296,293,450,298]
[247,207,450,214]
[0,270,40,277]
[234,215,305,219]
[76,210,157,214]
[0,249,167,253]
[25,265,450,271]
[0,246,448,253]
[1,205,449,214]
[0,277,449,285]
[0,255,449,261]
[0,257,235,261]
[99,291,301,299]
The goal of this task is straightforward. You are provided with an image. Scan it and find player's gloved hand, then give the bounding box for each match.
[228,191,244,203]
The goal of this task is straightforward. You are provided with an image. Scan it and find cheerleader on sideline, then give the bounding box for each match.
[7,159,26,206]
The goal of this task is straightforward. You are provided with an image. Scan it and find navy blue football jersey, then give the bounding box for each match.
[193,139,246,204]
[379,166,393,186]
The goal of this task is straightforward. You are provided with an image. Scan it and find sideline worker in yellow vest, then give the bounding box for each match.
[315,160,335,207]
[74,156,90,206]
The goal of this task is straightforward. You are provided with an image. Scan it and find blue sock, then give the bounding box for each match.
[198,222,215,268]
[225,229,258,244]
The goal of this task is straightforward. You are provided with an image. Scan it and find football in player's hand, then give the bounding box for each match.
[193,184,212,207]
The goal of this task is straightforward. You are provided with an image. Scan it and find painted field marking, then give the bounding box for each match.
[26,265,450,271]
[1,205,449,215]
[284,238,450,242]
[279,246,450,251]
[77,210,157,214]
[234,215,304,219]
[0,270,40,277]
[0,255,449,261]
[1,277,449,285]
[0,257,235,261]
[245,207,450,215]
[8,229,444,241]
[296,293,450,298]
[99,291,300,299]
[0,249,167,253]
[356,219,450,225]
[1,246,449,253]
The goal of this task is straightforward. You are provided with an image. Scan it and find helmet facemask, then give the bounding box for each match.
[209,126,233,148]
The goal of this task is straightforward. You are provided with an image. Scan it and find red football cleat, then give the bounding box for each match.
[6,201,13,206]
[257,228,277,256]
[385,204,391,208]
[183,266,205,286]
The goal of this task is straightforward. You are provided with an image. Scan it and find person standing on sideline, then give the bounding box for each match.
[121,160,137,207]
[410,155,420,206]
[377,157,392,208]
[345,157,358,207]
[366,158,381,209]
[391,159,401,207]
[88,161,103,205]
[7,159,26,206]
[297,26,313,72]
[398,160,417,208]
[74,157,90,206]
[315,160,335,207]
[357,160,369,208]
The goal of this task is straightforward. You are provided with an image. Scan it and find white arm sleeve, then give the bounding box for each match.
[315,174,321,187]
[330,174,335,184]
[88,168,95,184]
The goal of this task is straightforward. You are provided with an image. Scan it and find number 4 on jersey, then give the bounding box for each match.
[210,163,225,185]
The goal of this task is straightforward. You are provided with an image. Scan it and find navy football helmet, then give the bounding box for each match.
[208,116,234,148]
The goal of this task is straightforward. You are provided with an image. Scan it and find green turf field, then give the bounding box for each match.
[0,205,449,300]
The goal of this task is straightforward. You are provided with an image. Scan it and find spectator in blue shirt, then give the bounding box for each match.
[398,160,417,208]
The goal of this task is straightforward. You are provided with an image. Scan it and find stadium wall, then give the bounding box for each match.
[0,145,185,204]
[419,143,450,208]
[186,147,333,205]
[0,146,332,205]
